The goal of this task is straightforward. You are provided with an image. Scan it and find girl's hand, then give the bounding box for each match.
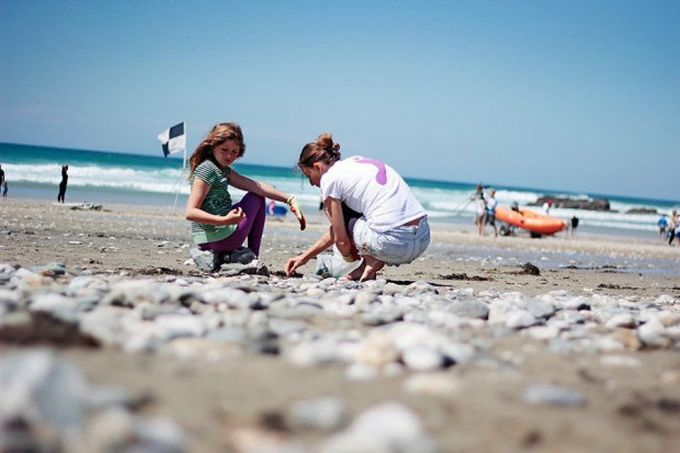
[224,207,245,224]
[287,196,306,230]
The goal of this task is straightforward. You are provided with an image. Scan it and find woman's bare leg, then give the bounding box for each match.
[343,261,366,281]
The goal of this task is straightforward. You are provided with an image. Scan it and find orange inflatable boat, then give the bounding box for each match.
[495,206,567,236]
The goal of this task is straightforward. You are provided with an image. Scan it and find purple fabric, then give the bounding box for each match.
[198,192,265,256]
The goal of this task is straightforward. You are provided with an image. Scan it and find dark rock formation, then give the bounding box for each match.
[626,208,658,214]
[530,196,611,211]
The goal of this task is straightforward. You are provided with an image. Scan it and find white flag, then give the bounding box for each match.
[157,122,186,157]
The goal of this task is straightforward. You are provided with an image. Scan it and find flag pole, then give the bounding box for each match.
[158,121,188,210]
[173,120,187,209]
[182,120,187,171]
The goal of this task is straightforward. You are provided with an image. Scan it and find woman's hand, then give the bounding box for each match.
[285,254,308,276]
[223,207,245,224]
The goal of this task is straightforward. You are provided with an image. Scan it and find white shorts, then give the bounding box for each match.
[351,217,431,266]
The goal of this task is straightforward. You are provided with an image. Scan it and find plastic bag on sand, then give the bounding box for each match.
[315,245,363,278]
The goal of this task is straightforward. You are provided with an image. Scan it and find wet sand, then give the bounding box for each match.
[1,197,680,452]
[2,198,678,294]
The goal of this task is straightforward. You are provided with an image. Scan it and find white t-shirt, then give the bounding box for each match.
[320,156,426,232]
[486,196,497,213]
[542,202,550,214]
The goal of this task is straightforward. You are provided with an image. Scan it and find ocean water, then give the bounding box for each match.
[1,142,678,236]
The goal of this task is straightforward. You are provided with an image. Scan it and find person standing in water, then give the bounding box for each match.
[57,165,69,203]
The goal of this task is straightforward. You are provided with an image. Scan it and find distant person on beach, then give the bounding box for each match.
[57,165,68,203]
[0,164,6,199]
[266,199,286,221]
[669,210,679,245]
[284,133,430,281]
[671,213,680,248]
[658,215,668,238]
[484,188,498,237]
[542,199,553,215]
[185,122,305,272]
[571,215,580,236]
[474,185,486,236]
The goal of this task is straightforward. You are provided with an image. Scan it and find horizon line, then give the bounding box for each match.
[1,140,678,206]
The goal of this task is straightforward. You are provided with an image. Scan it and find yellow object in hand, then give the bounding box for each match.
[287,196,306,230]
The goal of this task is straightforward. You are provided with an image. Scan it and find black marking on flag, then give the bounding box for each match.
[169,123,184,139]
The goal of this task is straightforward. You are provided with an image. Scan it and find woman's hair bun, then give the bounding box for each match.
[298,132,342,168]
[316,133,340,154]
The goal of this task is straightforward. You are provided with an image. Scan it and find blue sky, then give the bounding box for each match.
[1,0,679,200]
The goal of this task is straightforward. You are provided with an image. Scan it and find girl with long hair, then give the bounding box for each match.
[186,122,305,271]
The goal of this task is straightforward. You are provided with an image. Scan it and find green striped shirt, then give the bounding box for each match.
[190,160,237,244]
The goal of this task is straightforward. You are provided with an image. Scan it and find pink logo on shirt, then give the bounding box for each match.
[354,157,387,185]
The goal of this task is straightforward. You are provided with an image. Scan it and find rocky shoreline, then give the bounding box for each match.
[530,196,611,211]
[1,198,679,452]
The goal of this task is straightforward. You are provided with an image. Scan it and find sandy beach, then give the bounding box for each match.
[1,197,680,452]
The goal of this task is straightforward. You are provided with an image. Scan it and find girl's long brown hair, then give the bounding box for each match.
[188,122,246,176]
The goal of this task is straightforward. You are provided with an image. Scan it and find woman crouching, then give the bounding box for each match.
[285,133,429,281]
